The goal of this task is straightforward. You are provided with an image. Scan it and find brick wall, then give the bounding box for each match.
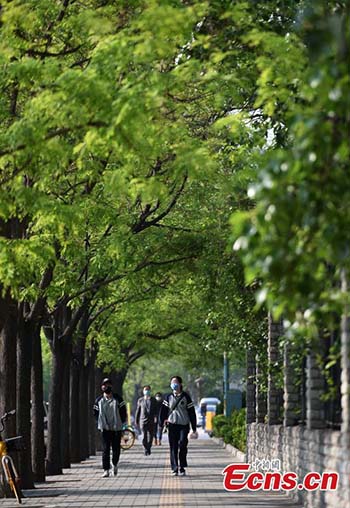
[247,423,350,508]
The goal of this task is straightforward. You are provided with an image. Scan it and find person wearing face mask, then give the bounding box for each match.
[135,385,158,456]
[154,392,164,445]
[159,376,198,476]
[93,378,127,478]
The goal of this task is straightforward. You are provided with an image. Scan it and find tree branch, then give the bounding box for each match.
[152,223,197,233]
[59,302,89,340]
[0,122,108,158]
[26,45,82,58]
[144,328,188,340]
[127,351,145,366]
[63,254,195,305]
[26,242,60,321]
[93,309,114,333]
[89,291,154,327]
[132,174,188,233]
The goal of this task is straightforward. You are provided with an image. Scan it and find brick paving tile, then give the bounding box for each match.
[1,434,302,508]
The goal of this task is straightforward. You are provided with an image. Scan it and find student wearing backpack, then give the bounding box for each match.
[159,376,198,476]
[93,378,127,478]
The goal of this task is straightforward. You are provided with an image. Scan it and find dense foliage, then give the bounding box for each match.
[231,1,349,332]
[213,409,247,452]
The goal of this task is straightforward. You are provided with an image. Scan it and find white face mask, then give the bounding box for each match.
[156,396,161,401]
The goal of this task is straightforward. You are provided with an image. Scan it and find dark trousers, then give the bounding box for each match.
[102,430,121,470]
[156,422,163,442]
[142,423,154,451]
[168,423,189,471]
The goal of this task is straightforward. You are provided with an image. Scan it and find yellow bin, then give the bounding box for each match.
[205,411,215,433]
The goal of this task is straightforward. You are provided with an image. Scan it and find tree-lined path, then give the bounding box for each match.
[1,435,301,508]
[0,1,348,507]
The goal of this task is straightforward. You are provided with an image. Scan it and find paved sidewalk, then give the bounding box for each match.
[2,435,302,508]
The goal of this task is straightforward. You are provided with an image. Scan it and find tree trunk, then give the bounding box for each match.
[16,303,34,489]
[95,366,104,395]
[70,306,90,462]
[0,293,18,424]
[94,366,104,452]
[46,303,76,475]
[87,346,96,456]
[0,293,18,498]
[61,341,72,469]
[132,382,142,416]
[79,363,89,461]
[0,220,19,425]
[46,340,64,475]
[111,368,127,397]
[0,220,20,427]
[31,324,46,482]
[79,307,91,462]
[69,354,81,463]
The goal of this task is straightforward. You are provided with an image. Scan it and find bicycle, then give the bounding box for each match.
[0,410,24,504]
[120,424,136,450]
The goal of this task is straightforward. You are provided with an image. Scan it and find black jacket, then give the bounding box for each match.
[154,398,163,423]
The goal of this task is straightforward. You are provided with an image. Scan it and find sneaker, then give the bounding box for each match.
[102,470,109,478]
[113,465,118,476]
[179,468,186,476]
[171,470,178,476]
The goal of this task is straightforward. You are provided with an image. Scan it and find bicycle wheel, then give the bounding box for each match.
[2,456,22,504]
[120,429,135,450]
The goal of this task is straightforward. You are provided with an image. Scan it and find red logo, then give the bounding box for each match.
[222,463,339,492]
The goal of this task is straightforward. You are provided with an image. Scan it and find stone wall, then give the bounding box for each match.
[247,423,350,508]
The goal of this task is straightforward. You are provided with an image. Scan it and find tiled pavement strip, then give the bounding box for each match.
[2,433,301,508]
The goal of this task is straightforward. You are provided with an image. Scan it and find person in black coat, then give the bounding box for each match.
[93,378,127,477]
[154,392,164,445]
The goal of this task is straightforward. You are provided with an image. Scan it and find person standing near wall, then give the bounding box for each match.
[160,376,197,476]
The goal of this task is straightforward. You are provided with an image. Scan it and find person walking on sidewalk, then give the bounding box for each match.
[154,392,164,445]
[93,378,127,478]
[160,376,197,476]
[135,385,158,455]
